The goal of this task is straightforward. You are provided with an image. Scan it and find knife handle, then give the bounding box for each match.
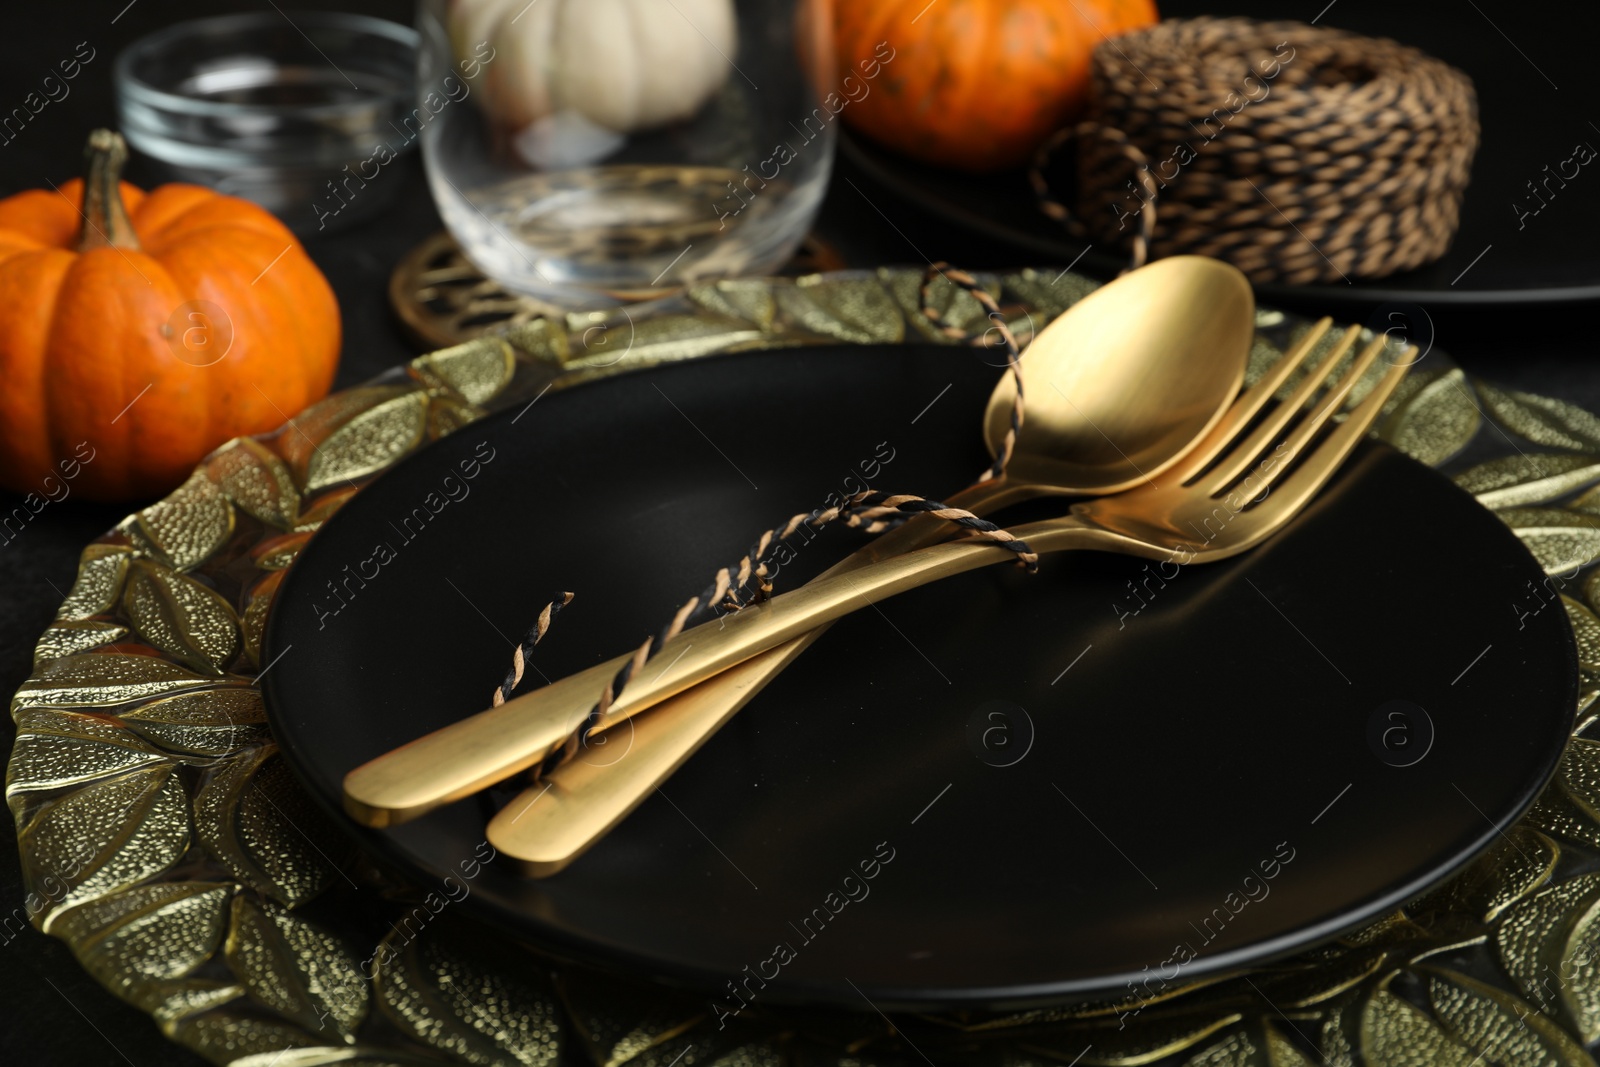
[344,481,1043,826]
[485,480,1040,869]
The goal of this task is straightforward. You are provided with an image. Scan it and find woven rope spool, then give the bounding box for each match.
[1042,18,1479,285]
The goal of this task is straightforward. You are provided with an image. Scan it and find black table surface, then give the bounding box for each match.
[2,1,1598,1063]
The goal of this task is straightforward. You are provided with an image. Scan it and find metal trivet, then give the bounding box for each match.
[390,231,847,349]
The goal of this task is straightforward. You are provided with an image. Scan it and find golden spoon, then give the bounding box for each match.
[493,314,1396,870]
[344,256,1257,832]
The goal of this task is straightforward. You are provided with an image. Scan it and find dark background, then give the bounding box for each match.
[1,0,1597,1062]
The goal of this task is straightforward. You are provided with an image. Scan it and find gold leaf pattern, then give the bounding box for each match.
[1579,668,1600,732]
[242,570,286,668]
[1559,883,1600,1042]
[121,688,268,758]
[151,982,249,1031]
[167,1009,321,1064]
[1558,740,1600,825]
[229,1050,453,1067]
[427,396,482,440]
[1020,1009,1242,1065]
[411,337,515,406]
[226,895,369,1040]
[1181,1020,1316,1066]
[1566,599,1600,671]
[1182,1029,1258,1067]
[375,925,562,1066]
[12,653,221,711]
[253,532,313,572]
[138,469,236,572]
[1312,995,1359,1067]
[17,764,190,929]
[306,390,431,492]
[1001,268,1098,327]
[209,437,302,529]
[882,267,1003,342]
[1479,380,1600,451]
[686,279,778,331]
[194,746,350,906]
[564,312,760,372]
[55,882,232,1003]
[1489,866,1600,1045]
[1527,790,1600,854]
[1247,952,1389,1009]
[1526,742,1600,858]
[1455,454,1600,509]
[272,386,411,486]
[779,274,905,345]
[1568,483,1600,519]
[1376,367,1481,466]
[1377,363,1444,422]
[1410,828,1559,925]
[55,544,132,620]
[1495,510,1600,576]
[704,1043,788,1067]
[34,620,129,664]
[1426,969,1596,1065]
[502,316,571,367]
[1495,874,1600,1016]
[124,560,240,673]
[1361,978,1480,1066]
[7,709,168,796]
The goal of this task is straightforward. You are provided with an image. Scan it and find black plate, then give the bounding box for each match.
[843,0,1600,308]
[265,343,1576,1010]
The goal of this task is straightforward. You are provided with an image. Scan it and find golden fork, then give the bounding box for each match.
[343,321,1408,857]
[483,325,1410,870]
[479,318,1380,871]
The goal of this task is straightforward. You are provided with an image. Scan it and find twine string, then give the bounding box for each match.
[1031,17,1479,285]
[492,592,573,708]
[497,265,1042,776]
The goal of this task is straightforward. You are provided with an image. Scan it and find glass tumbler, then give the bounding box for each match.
[416,0,836,306]
[115,12,419,235]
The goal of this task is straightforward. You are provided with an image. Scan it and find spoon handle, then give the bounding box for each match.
[342,479,1034,826]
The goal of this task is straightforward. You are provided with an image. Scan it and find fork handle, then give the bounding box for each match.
[485,479,1039,871]
[344,502,1110,826]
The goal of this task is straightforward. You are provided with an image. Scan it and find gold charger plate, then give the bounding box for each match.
[9,266,1600,1066]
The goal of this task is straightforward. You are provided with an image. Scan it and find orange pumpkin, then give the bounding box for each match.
[836,0,1159,172]
[0,129,340,502]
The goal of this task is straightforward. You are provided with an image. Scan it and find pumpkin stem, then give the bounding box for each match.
[77,129,141,253]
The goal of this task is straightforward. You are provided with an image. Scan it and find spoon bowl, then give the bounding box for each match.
[985,255,1254,494]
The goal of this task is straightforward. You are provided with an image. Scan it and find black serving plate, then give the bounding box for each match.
[264,343,1576,1011]
[844,0,1600,309]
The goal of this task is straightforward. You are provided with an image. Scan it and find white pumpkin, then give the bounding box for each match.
[449,0,738,135]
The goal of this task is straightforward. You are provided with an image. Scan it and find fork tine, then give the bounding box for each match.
[1162,317,1336,484]
[1191,323,1363,493]
[1233,332,1389,498]
[1239,345,1413,525]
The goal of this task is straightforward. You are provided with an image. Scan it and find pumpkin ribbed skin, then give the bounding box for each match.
[0,133,339,501]
[836,0,1158,172]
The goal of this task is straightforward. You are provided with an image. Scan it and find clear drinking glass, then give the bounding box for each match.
[415,0,836,308]
[115,13,419,234]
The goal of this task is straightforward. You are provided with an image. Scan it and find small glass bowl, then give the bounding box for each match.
[114,11,418,234]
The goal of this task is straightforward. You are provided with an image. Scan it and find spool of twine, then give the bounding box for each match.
[1034,17,1480,285]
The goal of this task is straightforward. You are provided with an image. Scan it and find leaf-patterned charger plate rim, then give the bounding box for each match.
[7,267,1600,1066]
